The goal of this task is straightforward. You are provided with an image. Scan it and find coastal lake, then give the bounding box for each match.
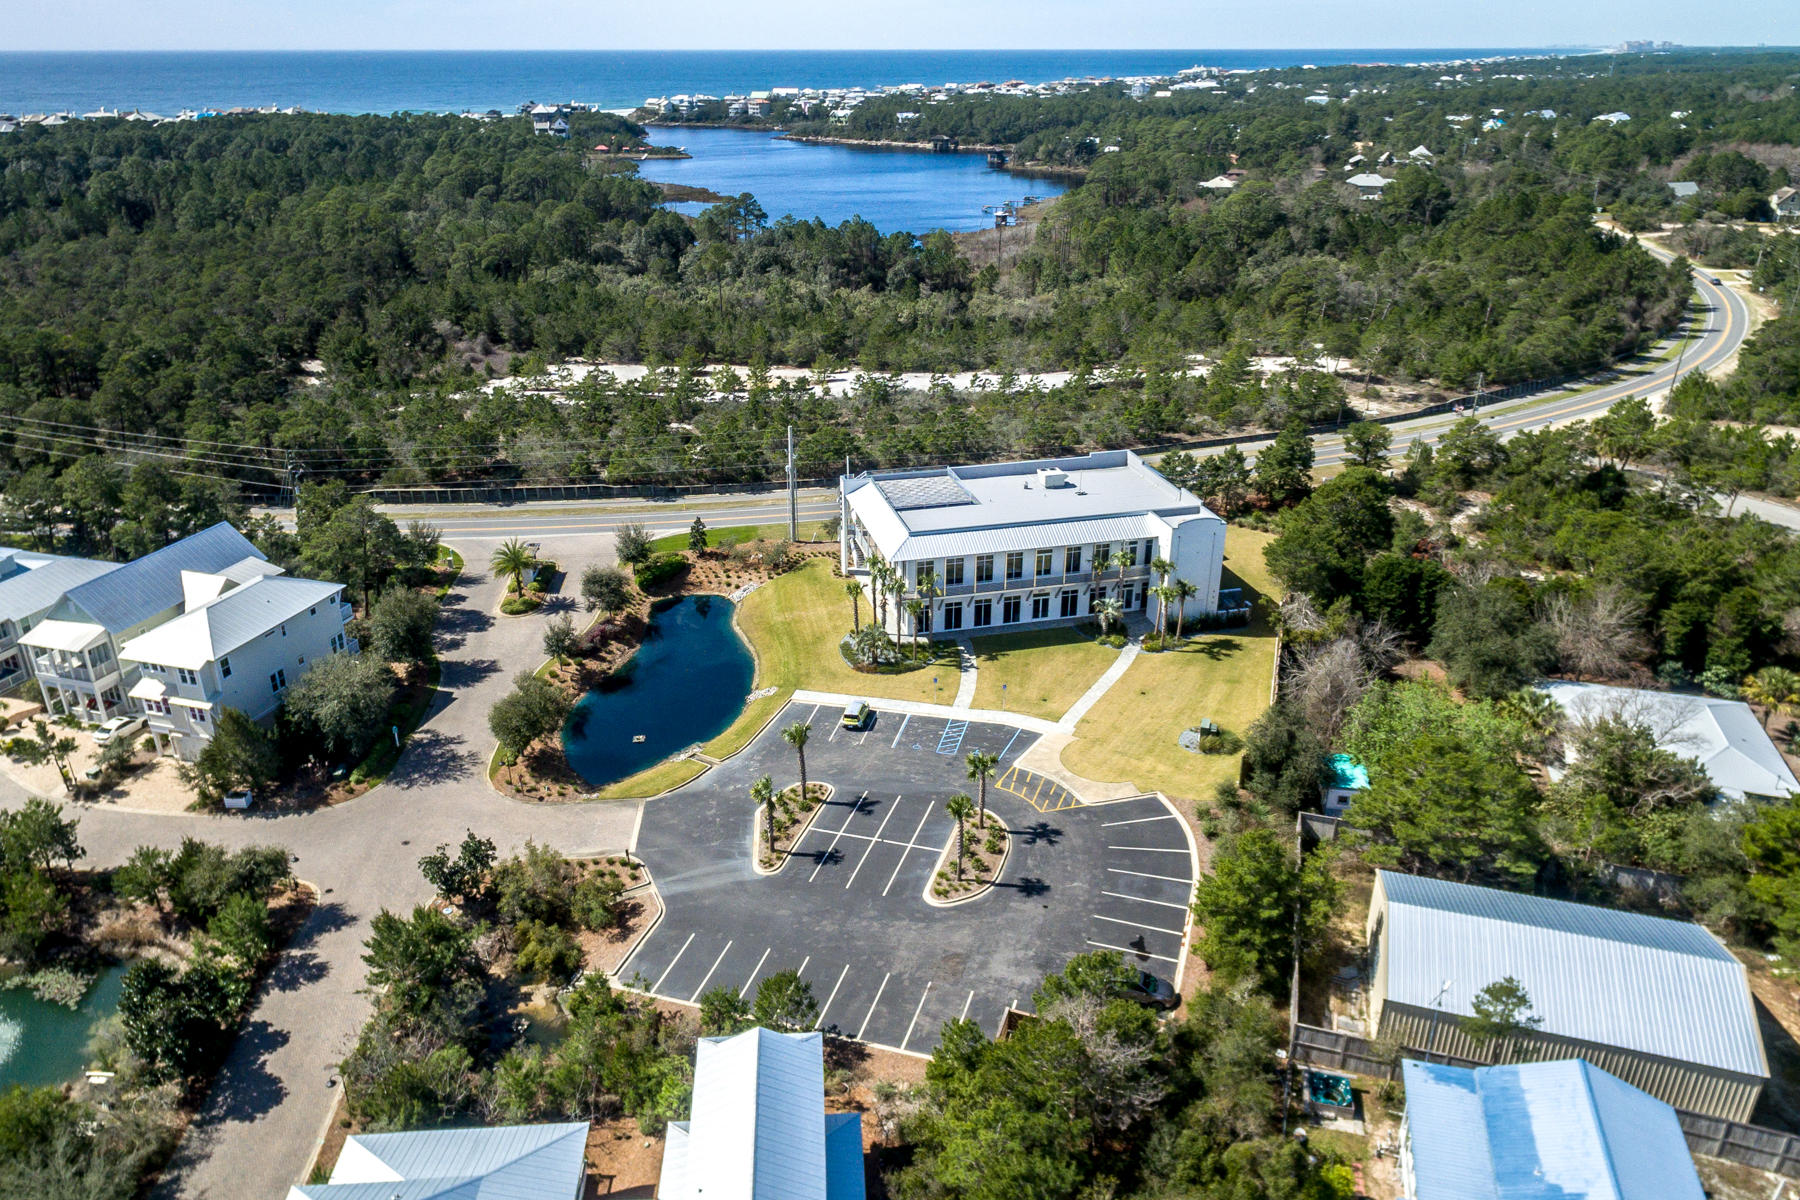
[638,125,1069,234]
[562,595,755,787]
[0,963,128,1091]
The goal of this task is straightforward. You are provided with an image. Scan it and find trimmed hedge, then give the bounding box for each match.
[633,553,688,589]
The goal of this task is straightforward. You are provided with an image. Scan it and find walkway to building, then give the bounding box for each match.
[951,639,978,710]
[1057,630,1143,730]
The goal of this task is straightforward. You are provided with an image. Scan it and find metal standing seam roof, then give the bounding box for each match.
[886,513,1173,564]
[659,1027,863,1200]
[1377,871,1767,1078]
[59,522,263,634]
[0,556,121,622]
[1400,1058,1704,1200]
[286,1121,588,1200]
[118,575,342,670]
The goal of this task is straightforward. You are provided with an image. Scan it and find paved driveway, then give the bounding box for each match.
[622,700,1196,1055]
[1,532,645,1200]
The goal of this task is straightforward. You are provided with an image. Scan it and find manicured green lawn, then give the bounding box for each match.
[1060,527,1280,802]
[592,757,707,800]
[650,521,830,554]
[735,558,959,703]
[969,627,1119,721]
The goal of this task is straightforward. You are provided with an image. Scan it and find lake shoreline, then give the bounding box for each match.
[645,120,1087,179]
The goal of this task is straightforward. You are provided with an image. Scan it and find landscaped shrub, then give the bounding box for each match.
[500,594,541,615]
[633,553,687,589]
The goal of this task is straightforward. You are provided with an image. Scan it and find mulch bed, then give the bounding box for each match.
[929,814,1010,902]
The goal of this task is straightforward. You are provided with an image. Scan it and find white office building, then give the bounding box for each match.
[840,451,1227,639]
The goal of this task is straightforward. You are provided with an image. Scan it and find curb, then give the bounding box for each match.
[923,811,1012,908]
[753,781,836,876]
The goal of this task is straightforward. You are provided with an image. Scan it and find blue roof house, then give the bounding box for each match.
[1322,753,1368,816]
[285,1120,589,1199]
[660,1026,865,1200]
[1399,1058,1704,1200]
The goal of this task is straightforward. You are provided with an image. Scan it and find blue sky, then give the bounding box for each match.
[6,0,1791,51]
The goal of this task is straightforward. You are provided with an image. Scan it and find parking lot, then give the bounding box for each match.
[621,700,1196,1054]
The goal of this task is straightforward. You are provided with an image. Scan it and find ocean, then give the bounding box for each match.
[0,48,1571,116]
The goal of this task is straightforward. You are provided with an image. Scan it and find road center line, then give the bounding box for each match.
[1107,867,1193,883]
[857,972,892,1041]
[1102,814,1179,827]
[1102,889,1190,910]
[738,947,772,998]
[650,932,695,995]
[818,963,851,1025]
[883,804,936,896]
[901,981,934,1051]
[1093,913,1186,938]
[689,939,734,1002]
[845,795,904,889]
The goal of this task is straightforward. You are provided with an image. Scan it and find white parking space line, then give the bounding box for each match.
[1108,867,1193,884]
[846,796,904,889]
[1108,846,1191,853]
[818,963,851,1025]
[689,940,734,1001]
[1093,913,1186,938]
[900,982,934,1051]
[828,720,840,741]
[883,804,936,897]
[1086,938,1180,964]
[858,972,892,1041]
[650,933,695,995]
[738,947,772,997]
[1102,889,1190,910]
[827,828,940,852]
[1102,814,1179,827]
[960,990,975,1022]
[859,726,872,745]
[805,703,822,727]
[807,791,869,883]
[891,713,912,747]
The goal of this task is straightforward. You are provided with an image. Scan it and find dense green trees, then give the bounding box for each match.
[279,651,398,764]
[1191,829,1339,993]
[488,672,574,761]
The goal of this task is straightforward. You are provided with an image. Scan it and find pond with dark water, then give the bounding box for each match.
[0,962,129,1091]
[562,594,755,786]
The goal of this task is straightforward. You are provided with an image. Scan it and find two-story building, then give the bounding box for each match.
[119,572,353,761]
[17,523,279,724]
[0,547,120,694]
[840,451,1226,639]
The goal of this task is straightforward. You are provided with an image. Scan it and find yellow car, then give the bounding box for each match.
[841,700,871,730]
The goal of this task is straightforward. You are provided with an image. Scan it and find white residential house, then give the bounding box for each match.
[0,548,120,693]
[120,573,353,761]
[660,1027,864,1200]
[19,523,277,725]
[289,1122,588,1199]
[1773,186,1800,221]
[1347,172,1394,199]
[840,451,1226,640]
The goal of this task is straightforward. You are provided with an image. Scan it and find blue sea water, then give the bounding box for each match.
[0,48,1569,116]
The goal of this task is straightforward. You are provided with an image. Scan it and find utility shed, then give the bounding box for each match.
[1366,871,1767,1121]
[1399,1058,1704,1200]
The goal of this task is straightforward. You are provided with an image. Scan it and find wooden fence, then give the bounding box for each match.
[1291,1023,1800,1179]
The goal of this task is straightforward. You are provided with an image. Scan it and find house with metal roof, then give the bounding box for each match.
[1538,680,1800,801]
[1398,1058,1704,1200]
[840,451,1224,640]
[17,523,273,726]
[120,573,353,761]
[659,1026,865,1200]
[1366,870,1767,1121]
[0,547,120,694]
[286,1120,589,1199]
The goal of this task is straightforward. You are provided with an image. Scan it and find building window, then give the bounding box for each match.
[1124,541,1140,568]
[1060,590,1078,618]
[1006,552,1024,581]
[280,623,288,637]
[943,559,965,587]
[91,643,113,666]
[1032,594,1050,620]
[972,599,992,627]
[1093,543,1111,570]
[269,669,287,694]
[975,555,994,584]
[177,668,197,686]
[309,606,317,616]
[1088,588,1103,614]
[1064,546,1082,575]
[220,656,231,679]
[1121,586,1134,610]
[1035,549,1053,577]
[193,708,207,723]
[916,562,933,587]
[1002,595,1021,623]
[1144,539,1156,565]
[942,602,964,631]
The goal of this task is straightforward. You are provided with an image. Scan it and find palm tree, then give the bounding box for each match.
[867,560,887,630]
[490,538,534,595]
[845,579,864,633]
[1743,666,1800,732]
[1151,557,1176,638]
[1171,578,1198,640]
[946,793,975,881]
[782,722,811,804]
[752,774,776,857]
[1090,547,1115,597]
[1095,596,1124,636]
[904,598,927,660]
[965,750,998,829]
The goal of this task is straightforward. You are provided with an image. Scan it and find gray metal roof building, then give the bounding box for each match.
[286,1120,588,1199]
[60,521,263,633]
[1366,871,1767,1121]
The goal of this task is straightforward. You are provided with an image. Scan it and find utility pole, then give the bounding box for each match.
[786,424,798,541]
[1472,371,1484,414]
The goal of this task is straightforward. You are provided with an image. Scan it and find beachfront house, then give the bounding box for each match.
[1365,870,1767,1121]
[840,450,1225,640]
[119,572,354,761]
[659,1027,865,1200]
[18,523,277,724]
[1398,1058,1704,1200]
